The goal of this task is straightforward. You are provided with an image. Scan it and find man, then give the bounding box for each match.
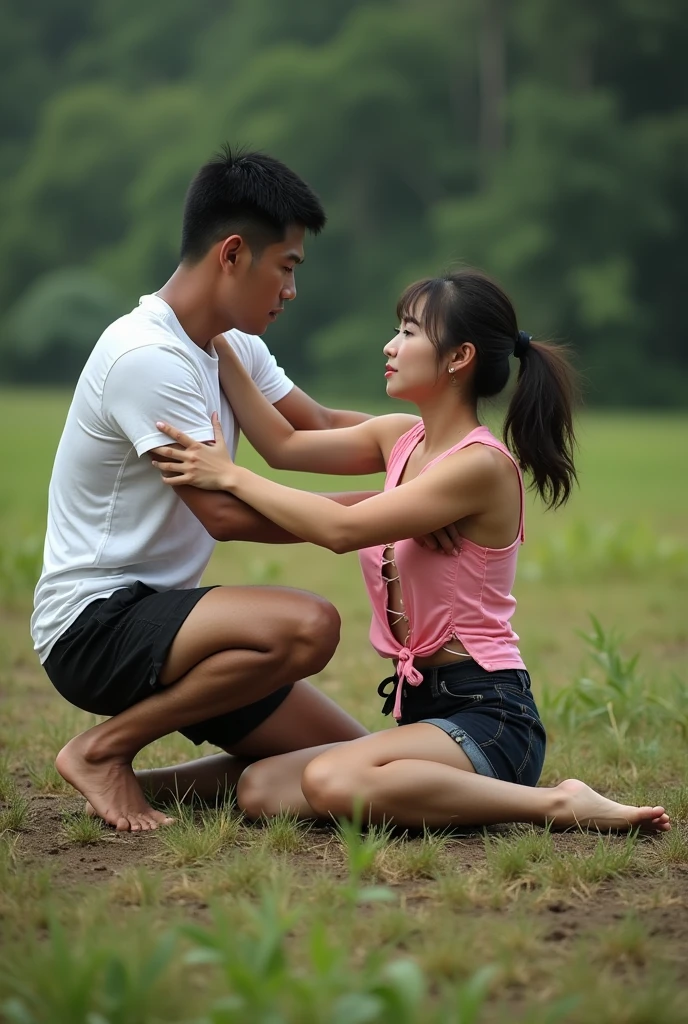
[31,147,458,832]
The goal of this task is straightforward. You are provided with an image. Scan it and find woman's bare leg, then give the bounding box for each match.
[239,724,671,832]
[238,743,340,819]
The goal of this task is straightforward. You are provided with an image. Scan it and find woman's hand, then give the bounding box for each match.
[212,334,241,361]
[152,414,237,491]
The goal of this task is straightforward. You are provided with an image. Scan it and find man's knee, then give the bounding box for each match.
[301,753,361,819]
[284,595,341,673]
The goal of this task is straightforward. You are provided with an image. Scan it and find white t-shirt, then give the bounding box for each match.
[31,294,293,663]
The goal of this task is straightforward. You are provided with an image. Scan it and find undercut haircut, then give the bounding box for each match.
[180,146,326,263]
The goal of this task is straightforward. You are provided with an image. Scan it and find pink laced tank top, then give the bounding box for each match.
[358,422,526,720]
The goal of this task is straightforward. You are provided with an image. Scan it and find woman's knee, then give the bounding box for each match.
[236,762,272,820]
[301,753,361,819]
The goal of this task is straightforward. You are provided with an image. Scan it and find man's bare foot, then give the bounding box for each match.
[56,734,175,832]
[552,779,671,833]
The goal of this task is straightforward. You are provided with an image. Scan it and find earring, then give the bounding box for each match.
[448,367,459,387]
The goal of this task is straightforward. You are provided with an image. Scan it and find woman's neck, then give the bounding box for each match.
[416,394,481,457]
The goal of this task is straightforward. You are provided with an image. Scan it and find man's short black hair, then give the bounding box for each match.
[180,146,326,263]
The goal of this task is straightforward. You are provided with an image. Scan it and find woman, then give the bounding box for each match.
[153,270,670,832]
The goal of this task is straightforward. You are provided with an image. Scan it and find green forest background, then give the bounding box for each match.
[1,0,687,404]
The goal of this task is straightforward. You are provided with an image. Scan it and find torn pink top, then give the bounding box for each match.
[358,422,526,720]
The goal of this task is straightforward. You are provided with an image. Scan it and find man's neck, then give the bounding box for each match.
[157,265,235,348]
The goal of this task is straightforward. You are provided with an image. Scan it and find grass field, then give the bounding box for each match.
[1,389,687,1023]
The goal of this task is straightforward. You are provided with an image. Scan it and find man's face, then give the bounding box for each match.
[223,224,305,335]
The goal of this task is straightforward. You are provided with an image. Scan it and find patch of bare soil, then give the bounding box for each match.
[10,783,162,889]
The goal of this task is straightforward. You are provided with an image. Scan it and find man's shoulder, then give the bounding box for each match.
[95,305,193,376]
[222,329,268,365]
[223,329,263,349]
[102,301,180,350]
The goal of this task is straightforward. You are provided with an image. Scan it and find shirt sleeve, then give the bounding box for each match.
[102,345,215,456]
[222,331,294,404]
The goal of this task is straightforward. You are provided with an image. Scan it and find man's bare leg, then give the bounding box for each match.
[56,586,340,832]
[129,679,368,805]
[131,753,250,805]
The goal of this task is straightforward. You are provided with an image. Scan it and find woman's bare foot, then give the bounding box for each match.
[552,779,670,833]
[56,733,175,832]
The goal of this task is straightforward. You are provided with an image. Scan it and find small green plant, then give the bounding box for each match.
[548,833,638,887]
[183,892,495,1024]
[0,757,16,801]
[0,917,179,1024]
[61,812,106,845]
[257,809,313,854]
[483,826,554,883]
[0,789,30,834]
[592,914,649,967]
[375,828,451,882]
[158,804,242,866]
[209,847,281,898]
[0,836,53,919]
[107,867,162,907]
[336,802,396,904]
[541,617,687,741]
[27,761,72,794]
[649,825,688,866]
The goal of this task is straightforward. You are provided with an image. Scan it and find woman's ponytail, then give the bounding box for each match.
[503,340,578,509]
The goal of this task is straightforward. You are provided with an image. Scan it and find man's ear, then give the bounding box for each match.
[219,234,244,271]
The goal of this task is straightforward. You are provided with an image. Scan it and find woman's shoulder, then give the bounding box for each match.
[371,414,422,463]
[429,430,518,485]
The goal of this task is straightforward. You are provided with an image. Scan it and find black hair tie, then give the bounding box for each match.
[514,330,532,359]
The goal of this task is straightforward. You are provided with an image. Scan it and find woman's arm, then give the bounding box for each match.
[152,417,497,553]
[215,337,416,474]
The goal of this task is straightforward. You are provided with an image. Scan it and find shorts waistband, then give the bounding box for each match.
[378,659,531,717]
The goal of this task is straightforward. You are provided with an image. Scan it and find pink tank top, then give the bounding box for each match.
[358,422,526,720]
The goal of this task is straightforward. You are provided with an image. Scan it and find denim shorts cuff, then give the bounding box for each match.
[419,718,498,779]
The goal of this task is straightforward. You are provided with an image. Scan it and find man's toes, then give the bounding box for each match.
[151,810,175,826]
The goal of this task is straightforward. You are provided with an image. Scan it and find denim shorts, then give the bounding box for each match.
[378,659,546,786]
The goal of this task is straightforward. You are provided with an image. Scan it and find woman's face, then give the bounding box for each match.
[382,306,443,403]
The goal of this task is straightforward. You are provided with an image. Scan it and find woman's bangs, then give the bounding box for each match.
[395,279,433,326]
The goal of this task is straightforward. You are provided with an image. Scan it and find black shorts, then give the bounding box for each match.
[43,581,293,748]
[378,659,546,786]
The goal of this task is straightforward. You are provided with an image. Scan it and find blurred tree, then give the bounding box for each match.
[3,269,127,383]
[0,0,686,403]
